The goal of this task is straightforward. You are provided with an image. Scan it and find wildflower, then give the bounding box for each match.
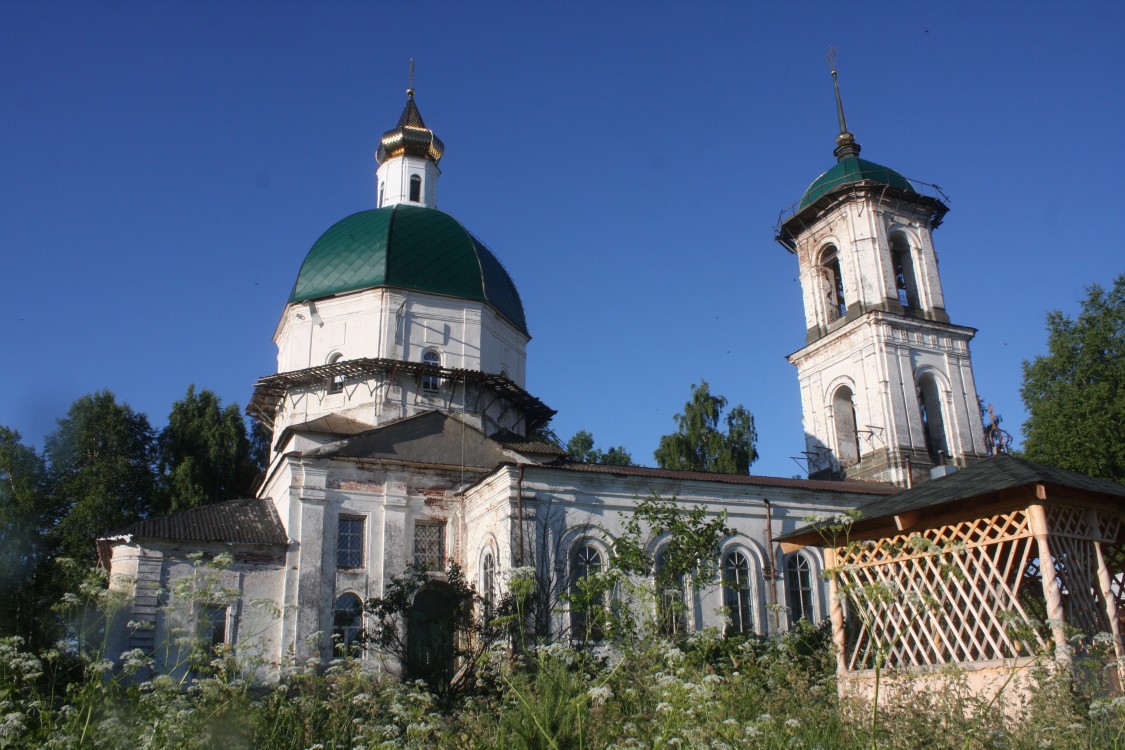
[588,685,613,706]
[656,702,672,713]
[785,718,801,729]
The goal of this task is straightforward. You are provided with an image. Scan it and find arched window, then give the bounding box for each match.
[832,385,861,468]
[890,234,919,309]
[327,353,345,394]
[333,593,363,656]
[655,547,686,637]
[421,350,441,394]
[480,551,496,619]
[722,550,754,635]
[571,543,604,640]
[409,174,422,203]
[378,183,385,208]
[820,246,847,322]
[785,554,814,624]
[917,373,949,464]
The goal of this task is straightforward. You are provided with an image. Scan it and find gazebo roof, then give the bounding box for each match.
[782,454,1125,546]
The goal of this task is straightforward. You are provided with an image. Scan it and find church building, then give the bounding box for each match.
[99,74,986,680]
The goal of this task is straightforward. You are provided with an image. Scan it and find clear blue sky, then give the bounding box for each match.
[2,1,1122,479]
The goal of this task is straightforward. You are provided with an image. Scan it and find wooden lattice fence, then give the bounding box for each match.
[830,503,1125,677]
[832,509,1046,671]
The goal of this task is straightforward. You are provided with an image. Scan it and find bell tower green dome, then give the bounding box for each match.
[289,204,528,336]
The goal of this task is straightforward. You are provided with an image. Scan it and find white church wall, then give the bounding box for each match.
[106,541,287,679]
[465,465,875,640]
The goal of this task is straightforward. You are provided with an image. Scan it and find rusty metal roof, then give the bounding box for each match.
[555,461,898,494]
[113,498,288,546]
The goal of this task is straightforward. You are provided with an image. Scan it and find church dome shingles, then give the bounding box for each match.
[289,204,528,336]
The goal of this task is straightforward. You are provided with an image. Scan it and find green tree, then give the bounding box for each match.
[653,381,757,474]
[158,385,262,514]
[1020,274,1124,482]
[565,430,633,466]
[0,427,60,643]
[46,390,158,563]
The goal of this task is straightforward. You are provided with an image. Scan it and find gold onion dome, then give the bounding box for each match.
[376,89,445,164]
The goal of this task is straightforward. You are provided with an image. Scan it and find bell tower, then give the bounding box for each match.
[777,65,987,487]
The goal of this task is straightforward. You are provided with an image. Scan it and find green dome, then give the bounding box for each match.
[289,205,528,336]
[798,156,915,211]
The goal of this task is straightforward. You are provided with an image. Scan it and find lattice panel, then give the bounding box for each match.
[1097,513,1125,613]
[836,510,1045,671]
[843,511,1031,570]
[1046,507,1110,641]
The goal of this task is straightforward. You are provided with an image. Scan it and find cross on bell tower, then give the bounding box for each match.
[777,59,988,487]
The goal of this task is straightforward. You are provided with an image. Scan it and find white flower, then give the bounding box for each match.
[656,702,672,713]
[588,685,613,706]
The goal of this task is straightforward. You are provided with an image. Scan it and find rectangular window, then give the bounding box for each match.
[200,605,227,650]
[413,521,445,571]
[337,516,365,569]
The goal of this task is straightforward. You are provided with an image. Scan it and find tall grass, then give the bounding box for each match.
[1,563,1123,749]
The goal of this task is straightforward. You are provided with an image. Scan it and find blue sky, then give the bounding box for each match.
[2,1,1122,479]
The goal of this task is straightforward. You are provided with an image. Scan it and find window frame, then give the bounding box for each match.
[722,549,754,636]
[413,520,446,571]
[785,553,815,624]
[421,349,441,395]
[409,174,422,203]
[332,592,364,656]
[337,515,365,569]
[570,542,606,641]
[326,352,345,395]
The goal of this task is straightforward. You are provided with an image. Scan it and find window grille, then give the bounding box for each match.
[337,516,365,569]
[414,521,445,571]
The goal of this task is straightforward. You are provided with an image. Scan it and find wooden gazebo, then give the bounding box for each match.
[782,455,1125,699]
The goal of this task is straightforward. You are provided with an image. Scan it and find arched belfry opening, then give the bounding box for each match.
[832,385,861,469]
[820,245,846,323]
[917,372,949,465]
[890,233,919,310]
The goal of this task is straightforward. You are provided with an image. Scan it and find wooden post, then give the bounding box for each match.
[1028,502,1072,666]
[824,546,848,676]
[1087,509,1125,686]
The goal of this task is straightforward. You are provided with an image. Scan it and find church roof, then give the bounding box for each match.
[552,462,899,494]
[110,498,288,546]
[300,410,512,468]
[798,156,915,211]
[288,204,528,336]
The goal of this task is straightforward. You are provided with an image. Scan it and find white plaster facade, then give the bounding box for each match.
[780,176,987,485]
